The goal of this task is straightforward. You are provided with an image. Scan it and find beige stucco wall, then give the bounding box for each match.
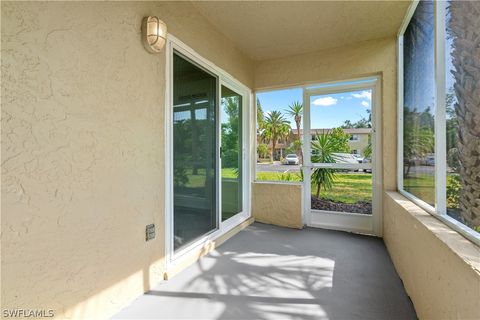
[253,37,480,319]
[252,183,303,229]
[255,37,397,191]
[1,1,252,319]
[384,192,480,320]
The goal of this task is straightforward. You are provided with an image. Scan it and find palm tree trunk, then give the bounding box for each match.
[295,121,301,141]
[271,138,276,162]
[451,1,480,228]
[296,120,304,164]
[316,183,321,198]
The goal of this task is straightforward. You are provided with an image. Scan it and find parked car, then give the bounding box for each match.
[332,153,359,164]
[362,157,372,173]
[426,155,435,166]
[331,153,360,172]
[353,154,364,163]
[284,154,300,165]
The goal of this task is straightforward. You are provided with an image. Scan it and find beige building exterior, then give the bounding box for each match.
[295,128,373,156]
[258,128,372,161]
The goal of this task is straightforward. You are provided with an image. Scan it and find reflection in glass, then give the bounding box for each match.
[445,1,479,233]
[221,86,243,221]
[173,52,217,251]
[403,0,435,206]
[309,92,373,215]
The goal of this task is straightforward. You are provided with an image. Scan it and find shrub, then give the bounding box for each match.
[446,174,461,209]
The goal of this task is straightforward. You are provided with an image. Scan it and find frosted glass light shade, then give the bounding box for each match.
[142,16,167,53]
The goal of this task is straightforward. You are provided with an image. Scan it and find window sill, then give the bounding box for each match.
[253,180,303,186]
[385,191,480,275]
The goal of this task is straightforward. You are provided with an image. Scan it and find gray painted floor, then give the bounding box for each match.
[114,223,416,320]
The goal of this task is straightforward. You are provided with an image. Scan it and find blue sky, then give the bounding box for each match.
[257,88,372,129]
[446,36,455,91]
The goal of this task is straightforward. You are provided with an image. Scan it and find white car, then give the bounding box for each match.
[331,153,361,172]
[362,157,372,173]
[353,154,364,163]
[284,154,300,165]
[426,155,435,166]
[332,153,359,164]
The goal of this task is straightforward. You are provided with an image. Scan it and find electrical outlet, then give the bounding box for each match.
[146,224,155,241]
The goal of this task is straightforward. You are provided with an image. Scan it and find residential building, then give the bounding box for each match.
[293,128,373,156]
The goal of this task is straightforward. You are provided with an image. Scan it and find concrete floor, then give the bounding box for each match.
[114,223,416,320]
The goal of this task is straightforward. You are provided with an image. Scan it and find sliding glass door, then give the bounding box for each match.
[171,49,249,255]
[221,86,243,221]
[173,52,217,251]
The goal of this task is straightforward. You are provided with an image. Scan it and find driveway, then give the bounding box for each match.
[257,162,301,173]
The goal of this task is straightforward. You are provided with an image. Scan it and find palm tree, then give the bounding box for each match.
[256,98,265,132]
[310,133,337,198]
[285,101,303,162]
[257,143,268,159]
[278,123,291,160]
[262,110,290,162]
[285,101,303,140]
[449,1,480,229]
[402,107,434,177]
[310,129,351,198]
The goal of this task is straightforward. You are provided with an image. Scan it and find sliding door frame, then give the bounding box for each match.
[164,34,252,272]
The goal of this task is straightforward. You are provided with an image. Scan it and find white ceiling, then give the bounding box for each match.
[192,1,412,61]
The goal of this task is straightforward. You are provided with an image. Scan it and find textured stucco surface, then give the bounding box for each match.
[192,1,411,61]
[1,1,252,319]
[255,38,397,192]
[384,192,480,320]
[252,182,303,229]
[253,39,480,319]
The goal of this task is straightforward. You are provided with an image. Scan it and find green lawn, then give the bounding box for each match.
[318,173,372,203]
[178,168,239,189]
[222,168,239,179]
[256,171,372,204]
[403,173,462,209]
[180,168,373,204]
[403,174,435,205]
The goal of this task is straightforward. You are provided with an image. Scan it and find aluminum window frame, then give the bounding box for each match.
[254,76,382,236]
[397,0,480,246]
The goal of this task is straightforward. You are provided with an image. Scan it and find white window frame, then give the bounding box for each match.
[164,34,252,272]
[254,76,382,236]
[302,77,382,236]
[397,0,480,246]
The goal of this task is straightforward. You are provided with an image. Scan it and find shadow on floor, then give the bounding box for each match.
[114,223,416,320]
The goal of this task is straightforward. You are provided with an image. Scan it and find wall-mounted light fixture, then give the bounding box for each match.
[142,16,167,53]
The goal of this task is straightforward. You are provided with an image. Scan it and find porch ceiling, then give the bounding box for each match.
[192,1,412,61]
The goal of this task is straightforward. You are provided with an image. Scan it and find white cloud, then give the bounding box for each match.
[352,90,372,100]
[312,96,337,106]
[263,111,271,117]
[361,101,370,107]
